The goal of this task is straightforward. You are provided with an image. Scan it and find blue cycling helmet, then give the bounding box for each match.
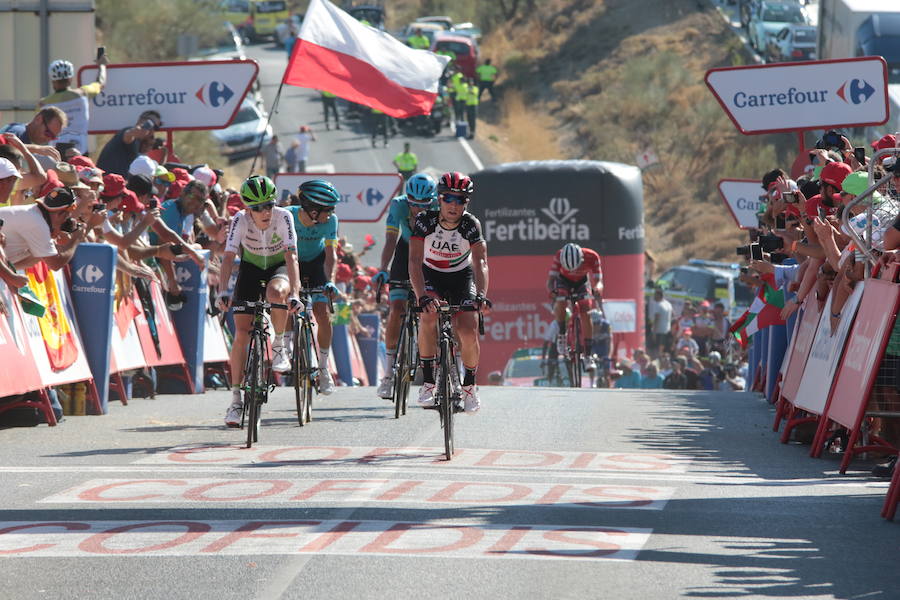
[405,173,436,206]
[298,179,340,208]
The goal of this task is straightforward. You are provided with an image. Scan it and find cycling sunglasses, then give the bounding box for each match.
[249,202,274,212]
[439,193,469,205]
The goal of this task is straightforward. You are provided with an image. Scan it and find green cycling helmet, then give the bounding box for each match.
[299,179,341,208]
[240,174,277,206]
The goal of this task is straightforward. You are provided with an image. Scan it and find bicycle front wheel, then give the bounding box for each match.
[393,322,408,419]
[571,313,583,388]
[440,338,454,460]
[301,321,315,423]
[245,333,263,448]
[292,319,305,426]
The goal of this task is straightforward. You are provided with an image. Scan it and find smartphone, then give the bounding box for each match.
[147,198,158,210]
[818,207,827,219]
[775,215,786,229]
[0,218,5,230]
[854,147,866,164]
[809,152,817,165]
[96,46,106,61]
[170,243,185,256]
[750,243,763,261]
[92,203,106,212]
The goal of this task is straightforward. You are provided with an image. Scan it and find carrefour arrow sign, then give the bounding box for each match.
[718,179,765,230]
[705,56,888,134]
[274,173,402,223]
[79,60,259,133]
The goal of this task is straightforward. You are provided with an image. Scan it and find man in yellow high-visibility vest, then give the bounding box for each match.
[464,79,479,139]
[392,143,418,180]
[475,58,499,101]
[320,90,340,130]
[407,28,429,50]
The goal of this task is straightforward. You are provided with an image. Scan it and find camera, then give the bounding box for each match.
[60,218,78,233]
[170,243,185,256]
[817,130,847,151]
[758,234,784,252]
[92,203,106,212]
[141,119,160,131]
[740,266,749,275]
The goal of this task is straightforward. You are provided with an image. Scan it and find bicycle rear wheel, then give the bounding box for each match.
[291,319,305,426]
[571,313,583,388]
[440,337,454,460]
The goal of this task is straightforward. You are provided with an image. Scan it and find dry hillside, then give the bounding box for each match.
[391,0,803,269]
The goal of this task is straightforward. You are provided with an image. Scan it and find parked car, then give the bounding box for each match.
[502,347,548,387]
[651,259,754,321]
[414,15,454,30]
[432,33,479,78]
[212,98,273,162]
[748,1,809,51]
[221,0,289,42]
[452,22,483,43]
[764,23,818,62]
[275,14,302,47]
[348,5,385,30]
[189,22,246,60]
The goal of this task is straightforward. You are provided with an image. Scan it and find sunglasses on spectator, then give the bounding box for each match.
[440,193,469,205]
[41,115,60,141]
[249,202,274,212]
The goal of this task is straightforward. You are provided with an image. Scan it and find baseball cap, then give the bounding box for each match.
[154,165,175,183]
[40,187,76,211]
[127,173,154,197]
[683,327,693,336]
[128,155,158,178]
[171,167,192,183]
[819,161,853,188]
[353,276,371,291]
[335,263,353,283]
[119,189,146,213]
[54,162,90,190]
[871,134,897,151]
[840,171,869,196]
[78,167,104,186]
[100,173,126,198]
[68,155,101,172]
[191,165,217,187]
[0,157,22,179]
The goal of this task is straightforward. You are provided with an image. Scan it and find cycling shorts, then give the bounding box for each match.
[233,262,288,314]
[554,275,594,310]
[389,238,411,302]
[423,264,475,306]
[299,250,329,304]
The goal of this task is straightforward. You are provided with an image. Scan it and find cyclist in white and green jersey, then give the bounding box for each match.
[217,175,301,427]
[285,179,342,395]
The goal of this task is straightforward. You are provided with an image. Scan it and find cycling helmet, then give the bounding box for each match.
[405,173,437,206]
[49,59,74,81]
[240,174,277,206]
[560,243,584,272]
[299,179,340,208]
[437,171,474,196]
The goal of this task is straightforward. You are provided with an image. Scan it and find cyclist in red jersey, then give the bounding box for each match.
[546,243,604,371]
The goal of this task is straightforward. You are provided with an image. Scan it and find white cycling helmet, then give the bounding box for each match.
[49,59,75,81]
[560,243,584,272]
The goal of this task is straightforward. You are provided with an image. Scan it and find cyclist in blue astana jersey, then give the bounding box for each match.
[285,179,342,395]
[216,175,302,428]
[373,173,438,399]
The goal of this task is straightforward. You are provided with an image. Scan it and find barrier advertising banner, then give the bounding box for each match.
[274,173,402,222]
[718,179,765,229]
[780,298,822,403]
[69,244,118,413]
[0,282,41,396]
[134,281,186,369]
[78,60,259,133]
[705,56,889,134]
[794,283,865,414]
[169,255,209,393]
[603,299,637,333]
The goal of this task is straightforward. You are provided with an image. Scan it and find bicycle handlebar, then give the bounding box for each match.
[375,279,412,304]
[232,300,289,311]
[298,287,335,314]
[413,303,485,335]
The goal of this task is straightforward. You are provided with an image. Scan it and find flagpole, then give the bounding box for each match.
[249,80,285,179]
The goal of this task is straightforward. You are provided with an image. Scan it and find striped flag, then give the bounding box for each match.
[283,0,450,118]
[729,273,786,347]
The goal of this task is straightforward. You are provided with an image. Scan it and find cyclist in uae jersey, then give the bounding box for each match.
[409,171,490,414]
[546,243,604,372]
[284,179,342,395]
[372,173,438,399]
[216,175,301,428]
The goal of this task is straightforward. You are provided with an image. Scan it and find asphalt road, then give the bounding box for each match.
[2,383,899,600]
[241,41,493,261]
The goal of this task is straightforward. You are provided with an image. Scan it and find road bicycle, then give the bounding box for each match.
[555,291,591,388]
[234,292,287,449]
[416,303,483,461]
[289,285,333,426]
[376,279,419,419]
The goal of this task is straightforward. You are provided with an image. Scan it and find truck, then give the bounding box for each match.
[817,0,900,137]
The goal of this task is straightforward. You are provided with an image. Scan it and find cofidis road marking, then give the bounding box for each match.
[0,519,651,561]
[39,478,675,510]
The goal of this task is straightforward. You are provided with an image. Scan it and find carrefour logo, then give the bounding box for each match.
[836,79,875,104]
[195,81,235,107]
[75,264,104,283]
[356,187,385,207]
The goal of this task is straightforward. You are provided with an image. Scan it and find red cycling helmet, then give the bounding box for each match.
[438,171,474,196]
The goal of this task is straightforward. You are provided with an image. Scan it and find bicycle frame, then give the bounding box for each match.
[290,285,330,425]
[556,292,589,389]
[379,279,419,418]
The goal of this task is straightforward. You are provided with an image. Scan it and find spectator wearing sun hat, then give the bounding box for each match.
[613,359,642,389]
[0,157,22,206]
[675,327,699,358]
[0,186,91,270]
[0,132,48,206]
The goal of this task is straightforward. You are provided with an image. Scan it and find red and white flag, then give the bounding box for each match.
[283,0,450,118]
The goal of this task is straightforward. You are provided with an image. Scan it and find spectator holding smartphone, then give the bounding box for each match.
[96,110,162,176]
[38,51,109,155]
